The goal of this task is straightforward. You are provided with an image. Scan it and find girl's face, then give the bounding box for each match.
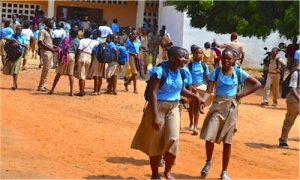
[33,25,38,30]
[193,48,203,61]
[221,51,234,68]
[172,49,187,68]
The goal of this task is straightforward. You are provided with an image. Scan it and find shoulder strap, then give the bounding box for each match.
[201,61,207,74]
[188,62,192,72]
[159,62,169,88]
[234,66,242,85]
[214,67,221,82]
[179,68,186,80]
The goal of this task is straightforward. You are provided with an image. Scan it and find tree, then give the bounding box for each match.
[168,0,299,40]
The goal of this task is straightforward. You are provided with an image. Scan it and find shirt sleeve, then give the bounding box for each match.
[294,50,300,61]
[149,66,163,79]
[182,67,192,85]
[204,64,210,75]
[289,71,299,88]
[240,69,250,82]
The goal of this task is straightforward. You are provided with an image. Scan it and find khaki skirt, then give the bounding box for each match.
[105,61,119,78]
[74,52,92,80]
[56,53,76,76]
[2,51,23,75]
[86,54,106,79]
[131,101,180,156]
[200,95,238,144]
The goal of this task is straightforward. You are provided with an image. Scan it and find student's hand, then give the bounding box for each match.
[191,87,197,93]
[199,103,205,114]
[53,45,58,49]
[236,93,243,101]
[152,116,162,131]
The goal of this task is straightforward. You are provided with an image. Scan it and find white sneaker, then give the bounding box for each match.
[188,124,194,131]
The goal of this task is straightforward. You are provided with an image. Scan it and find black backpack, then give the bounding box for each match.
[96,43,113,63]
[281,69,300,98]
[4,35,23,61]
[144,61,186,102]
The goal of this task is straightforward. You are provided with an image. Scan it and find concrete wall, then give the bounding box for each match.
[159,4,298,69]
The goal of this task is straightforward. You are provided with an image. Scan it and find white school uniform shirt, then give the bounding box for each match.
[21,28,33,41]
[78,38,100,54]
[52,29,65,38]
[98,26,113,38]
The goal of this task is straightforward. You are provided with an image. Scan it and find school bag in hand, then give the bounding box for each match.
[4,36,22,61]
[96,42,113,63]
[56,36,70,64]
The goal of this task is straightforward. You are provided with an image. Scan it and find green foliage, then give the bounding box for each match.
[168,0,299,40]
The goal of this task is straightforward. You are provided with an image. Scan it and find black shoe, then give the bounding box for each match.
[279,142,289,149]
[74,92,85,97]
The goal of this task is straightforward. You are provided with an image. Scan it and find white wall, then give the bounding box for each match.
[159,4,297,69]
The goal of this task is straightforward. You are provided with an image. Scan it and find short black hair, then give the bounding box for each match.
[70,28,78,38]
[113,19,117,23]
[22,20,30,29]
[83,29,92,38]
[204,42,211,48]
[168,46,182,60]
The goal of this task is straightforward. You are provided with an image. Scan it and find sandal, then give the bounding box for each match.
[48,90,54,94]
[124,83,128,91]
[201,160,213,177]
[133,90,138,94]
[74,92,85,97]
[91,92,98,96]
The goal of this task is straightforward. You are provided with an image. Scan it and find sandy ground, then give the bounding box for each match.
[0,53,299,179]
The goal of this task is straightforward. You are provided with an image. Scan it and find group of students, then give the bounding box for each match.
[131,45,262,180]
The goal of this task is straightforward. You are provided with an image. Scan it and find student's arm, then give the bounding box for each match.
[236,76,261,100]
[38,30,55,52]
[290,87,300,102]
[149,74,162,131]
[112,46,118,62]
[181,86,205,113]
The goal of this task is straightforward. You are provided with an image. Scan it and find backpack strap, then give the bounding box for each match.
[158,62,169,88]
[187,62,192,72]
[201,61,207,75]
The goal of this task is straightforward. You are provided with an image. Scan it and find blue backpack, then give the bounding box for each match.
[144,61,186,101]
[117,45,129,65]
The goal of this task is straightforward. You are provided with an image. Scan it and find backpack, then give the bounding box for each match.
[214,67,242,93]
[4,35,23,61]
[144,61,186,101]
[97,43,113,63]
[56,36,70,64]
[281,69,300,98]
[117,45,129,65]
[187,61,207,76]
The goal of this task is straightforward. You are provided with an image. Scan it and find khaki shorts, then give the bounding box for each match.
[75,52,92,80]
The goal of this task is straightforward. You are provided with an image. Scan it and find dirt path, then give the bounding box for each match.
[1,55,299,179]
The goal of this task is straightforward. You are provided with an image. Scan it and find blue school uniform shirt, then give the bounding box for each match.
[110,23,119,33]
[108,41,117,59]
[32,30,39,39]
[189,60,210,85]
[1,27,14,38]
[125,39,141,54]
[209,68,249,96]
[7,34,28,51]
[149,66,192,101]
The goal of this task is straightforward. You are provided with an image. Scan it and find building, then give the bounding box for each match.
[0,0,159,29]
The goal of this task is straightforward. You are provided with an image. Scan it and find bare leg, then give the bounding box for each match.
[164,152,176,180]
[93,76,99,93]
[150,156,161,179]
[49,73,61,94]
[79,79,85,93]
[68,75,74,96]
[124,73,136,91]
[188,101,194,128]
[193,100,199,130]
[222,143,231,171]
[12,74,18,90]
[206,141,214,161]
[97,77,102,93]
[22,58,27,69]
[112,75,117,94]
[132,74,138,92]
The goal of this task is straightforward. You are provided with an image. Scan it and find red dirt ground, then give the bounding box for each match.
[1,54,299,179]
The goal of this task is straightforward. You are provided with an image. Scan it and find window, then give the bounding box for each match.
[1,2,40,21]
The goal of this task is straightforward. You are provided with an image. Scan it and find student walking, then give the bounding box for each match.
[131,46,205,180]
[199,48,261,180]
[279,49,300,149]
[261,47,286,106]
